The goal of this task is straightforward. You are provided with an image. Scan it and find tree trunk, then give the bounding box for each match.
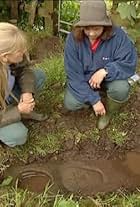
[53,1,59,35]
[10,0,19,19]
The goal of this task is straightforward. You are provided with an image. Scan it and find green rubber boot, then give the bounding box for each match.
[97,98,122,130]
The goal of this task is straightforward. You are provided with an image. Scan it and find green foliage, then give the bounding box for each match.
[24,0,33,3]
[0,0,9,21]
[56,200,78,207]
[1,188,140,207]
[36,55,65,114]
[54,196,79,207]
[61,0,80,23]
[106,112,129,146]
[0,176,13,187]
[127,27,140,43]
[107,126,127,146]
[117,3,137,23]
[60,0,80,32]
[19,1,44,31]
[37,56,65,86]
[18,11,29,30]
[114,1,140,49]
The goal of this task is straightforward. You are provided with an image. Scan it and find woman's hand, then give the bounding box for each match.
[19,92,35,113]
[89,69,107,89]
[92,100,106,116]
[17,102,35,114]
[20,92,34,103]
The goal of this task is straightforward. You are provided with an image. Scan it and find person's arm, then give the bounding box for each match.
[0,106,21,128]
[64,33,101,105]
[11,54,35,94]
[104,28,137,81]
[0,96,36,127]
[10,54,36,106]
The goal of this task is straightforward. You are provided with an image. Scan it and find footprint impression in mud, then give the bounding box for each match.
[5,155,140,195]
[17,164,106,195]
[59,163,107,194]
[18,170,53,193]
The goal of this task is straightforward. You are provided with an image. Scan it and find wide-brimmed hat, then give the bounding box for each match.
[74,0,112,27]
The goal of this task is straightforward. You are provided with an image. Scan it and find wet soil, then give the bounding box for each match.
[27,84,140,195]
[5,151,140,195]
[5,36,140,195]
[18,171,53,193]
[37,86,140,163]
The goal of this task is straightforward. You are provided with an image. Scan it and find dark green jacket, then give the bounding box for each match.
[0,55,35,127]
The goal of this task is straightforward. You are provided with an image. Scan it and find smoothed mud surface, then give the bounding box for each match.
[5,151,140,195]
[7,36,140,196]
[18,170,53,193]
[12,85,140,195]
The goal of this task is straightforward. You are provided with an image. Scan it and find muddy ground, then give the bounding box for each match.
[35,95,139,162]
[6,152,140,195]
[5,36,140,196]
[29,35,140,162]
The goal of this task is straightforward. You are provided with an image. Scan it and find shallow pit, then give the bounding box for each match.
[18,170,53,193]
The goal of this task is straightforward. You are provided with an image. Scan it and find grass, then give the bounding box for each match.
[1,186,140,206]
[35,55,65,113]
[0,55,66,166]
[0,54,139,206]
[0,54,137,162]
[3,55,65,160]
[106,112,129,146]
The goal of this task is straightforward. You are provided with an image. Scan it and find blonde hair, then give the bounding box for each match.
[0,22,27,110]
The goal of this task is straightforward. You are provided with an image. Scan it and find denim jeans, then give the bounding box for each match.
[64,80,130,111]
[0,69,46,147]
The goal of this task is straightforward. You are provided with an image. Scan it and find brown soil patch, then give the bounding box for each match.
[9,85,140,195]
[10,36,140,195]
[38,87,140,162]
[5,152,140,195]
[30,36,63,62]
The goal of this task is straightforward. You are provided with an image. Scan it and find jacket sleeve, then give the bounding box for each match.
[11,55,36,93]
[104,28,137,82]
[64,33,101,105]
[0,106,21,128]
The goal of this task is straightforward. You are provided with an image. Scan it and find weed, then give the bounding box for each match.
[0,188,140,207]
[36,55,65,113]
[107,126,127,146]
[90,128,100,143]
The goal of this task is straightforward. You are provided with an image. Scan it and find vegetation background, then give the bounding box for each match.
[0,0,139,206]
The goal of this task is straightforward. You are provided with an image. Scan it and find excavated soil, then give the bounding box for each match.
[4,36,140,196]
[39,86,140,162]
[4,85,140,196]
[5,151,140,195]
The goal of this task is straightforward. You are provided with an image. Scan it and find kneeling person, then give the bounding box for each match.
[0,22,47,147]
[64,0,137,129]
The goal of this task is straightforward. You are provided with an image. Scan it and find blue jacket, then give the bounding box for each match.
[64,26,137,105]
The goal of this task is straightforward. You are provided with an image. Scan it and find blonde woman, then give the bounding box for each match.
[64,0,137,130]
[0,22,47,147]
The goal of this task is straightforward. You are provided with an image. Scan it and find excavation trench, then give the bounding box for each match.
[4,150,140,195]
